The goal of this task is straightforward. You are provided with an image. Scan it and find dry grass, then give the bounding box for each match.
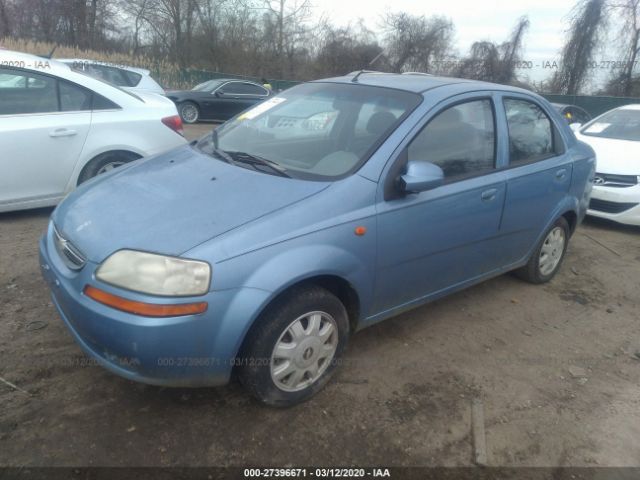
[1,38,201,89]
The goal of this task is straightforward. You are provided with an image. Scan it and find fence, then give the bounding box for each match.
[150,65,640,116]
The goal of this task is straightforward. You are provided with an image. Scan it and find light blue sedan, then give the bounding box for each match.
[40,73,595,406]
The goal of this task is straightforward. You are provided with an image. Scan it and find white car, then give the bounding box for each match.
[0,51,187,213]
[58,58,165,96]
[572,105,640,226]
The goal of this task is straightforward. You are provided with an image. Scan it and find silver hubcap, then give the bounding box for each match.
[181,104,198,123]
[270,311,339,392]
[97,161,125,175]
[539,226,565,276]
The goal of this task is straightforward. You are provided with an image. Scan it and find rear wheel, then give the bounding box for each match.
[78,151,140,185]
[515,217,569,284]
[238,285,349,407]
[179,101,200,124]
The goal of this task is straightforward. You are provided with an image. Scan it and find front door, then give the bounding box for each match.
[373,96,507,315]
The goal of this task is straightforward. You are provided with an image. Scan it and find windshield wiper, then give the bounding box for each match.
[208,129,234,164]
[225,151,291,178]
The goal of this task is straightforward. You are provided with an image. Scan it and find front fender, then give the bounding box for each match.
[205,219,377,321]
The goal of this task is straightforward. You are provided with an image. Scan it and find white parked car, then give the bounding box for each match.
[0,51,187,213]
[58,58,165,96]
[572,105,640,226]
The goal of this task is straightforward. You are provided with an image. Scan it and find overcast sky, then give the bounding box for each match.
[313,0,606,87]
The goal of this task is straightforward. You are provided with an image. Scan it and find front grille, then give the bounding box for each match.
[53,226,86,270]
[589,198,639,214]
[593,173,638,188]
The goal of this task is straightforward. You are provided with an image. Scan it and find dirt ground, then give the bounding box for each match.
[1,124,640,467]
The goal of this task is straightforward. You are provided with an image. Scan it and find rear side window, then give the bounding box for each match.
[408,99,496,182]
[504,99,554,165]
[0,68,58,114]
[59,80,92,111]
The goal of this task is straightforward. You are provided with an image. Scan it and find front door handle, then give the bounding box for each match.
[481,188,498,201]
[49,128,77,138]
[555,168,567,180]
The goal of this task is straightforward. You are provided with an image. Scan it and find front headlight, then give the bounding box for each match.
[96,250,211,296]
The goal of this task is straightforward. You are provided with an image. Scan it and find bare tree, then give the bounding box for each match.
[549,0,607,94]
[606,0,640,96]
[263,0,311,77]
[383,12,454,73]
[0,0,11,37]
[314,20,382,76]
[456,16,530,85]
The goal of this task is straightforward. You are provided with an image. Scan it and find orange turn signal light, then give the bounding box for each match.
[354,226,367,236]
[83,285,208,317]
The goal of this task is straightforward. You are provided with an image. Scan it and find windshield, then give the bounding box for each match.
[196,82,421,180]
[581,108,640,141]
[192,80,224,92]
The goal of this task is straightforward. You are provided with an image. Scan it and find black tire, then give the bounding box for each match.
[515,216,570,284]
[238,285,349,407]
[178,101,200,124]
[77,151,140,185]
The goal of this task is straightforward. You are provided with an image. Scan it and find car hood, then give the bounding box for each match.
[53,146,330,263]
[165,90,197,99]
[575,132,640,175]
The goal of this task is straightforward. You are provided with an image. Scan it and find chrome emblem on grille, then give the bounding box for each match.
[53,226,86,270]
[593,176,605,185]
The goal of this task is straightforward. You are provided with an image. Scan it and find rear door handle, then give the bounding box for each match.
[481,188,498,201]
[555,168,567,180]
[49,128,77,138]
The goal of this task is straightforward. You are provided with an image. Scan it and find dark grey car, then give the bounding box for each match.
[167,79,271,123]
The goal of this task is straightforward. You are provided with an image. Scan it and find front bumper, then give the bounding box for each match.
[39,227,271,387]
[587,184,640,226]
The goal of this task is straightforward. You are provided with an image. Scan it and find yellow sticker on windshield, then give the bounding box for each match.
[238,97,286,120]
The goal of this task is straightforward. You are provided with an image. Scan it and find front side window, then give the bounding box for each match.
[0,68,57,114]
[196,82,421,180]
[407,99,496,182]
[504,98,554,165]
[192,80,224,92]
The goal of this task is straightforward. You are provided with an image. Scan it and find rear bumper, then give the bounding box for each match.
[587,184,640,226]
[39,230,271,387]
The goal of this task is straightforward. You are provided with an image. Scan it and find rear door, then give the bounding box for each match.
[373,94,508,314]
[497,95,573,264]
[0,68,91,208]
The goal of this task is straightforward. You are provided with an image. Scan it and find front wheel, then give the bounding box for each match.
[515,216,570,284]
[238,285,349,407]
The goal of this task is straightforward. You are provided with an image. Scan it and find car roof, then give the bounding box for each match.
[57,58,151,76]
[313,71,533,95]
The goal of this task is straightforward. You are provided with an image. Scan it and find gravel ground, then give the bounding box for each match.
[1,124,639,467]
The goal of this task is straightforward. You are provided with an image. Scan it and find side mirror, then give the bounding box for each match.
[399,161,444,193]
[569,122,582,133]
[214,90,224,97]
